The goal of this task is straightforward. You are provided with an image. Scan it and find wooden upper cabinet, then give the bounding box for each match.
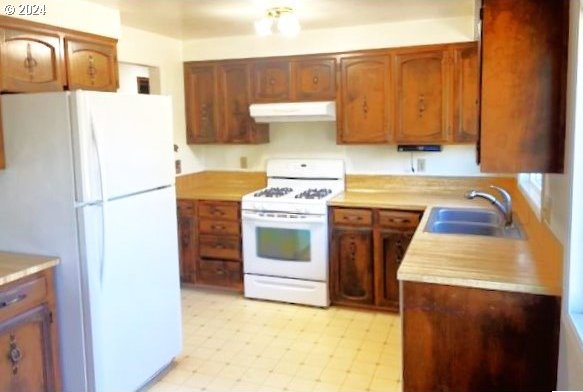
[64,36,118,91]
[293,58,336,101]
[184,63,219,143]
[218,62,268,143]
[0,26,64,92]
[338,55,391,143]
[393,48,451,143]
[251,60,291,102]
[452,43,479,143]
[480,0,568,173]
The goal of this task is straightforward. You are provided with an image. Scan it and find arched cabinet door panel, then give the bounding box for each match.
[65,37,118,92]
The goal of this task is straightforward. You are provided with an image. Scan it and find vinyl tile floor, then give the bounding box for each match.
[149,288,402,392]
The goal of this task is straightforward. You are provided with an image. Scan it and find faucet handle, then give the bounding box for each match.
[490,185,512,206]
[465,190,477,199]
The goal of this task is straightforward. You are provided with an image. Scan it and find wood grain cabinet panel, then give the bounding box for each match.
[64,36,117,91]
[393,49,451,143]
[184,64,219,143]
[0,26,64,92]
[330,227,375,306]
[338,55,391,143]
[177,200,197,283]
[330,207,420,311]
[480,0,568,173]
[293,58,336,101]
[452,44,479,143]
[402,281,560,392]
[218,62,268,143]
[0,270,60,392]
[177,199,243,291]
[251,60,292,102]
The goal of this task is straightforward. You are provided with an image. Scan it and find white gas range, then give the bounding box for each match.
[242,159,345,307]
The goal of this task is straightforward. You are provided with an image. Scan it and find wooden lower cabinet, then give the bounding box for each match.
[177,199,243,291]
[0,270,60,392]
[330,207,420,311]
[402,281,560,392]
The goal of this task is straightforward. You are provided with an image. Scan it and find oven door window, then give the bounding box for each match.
[256,227,311,262]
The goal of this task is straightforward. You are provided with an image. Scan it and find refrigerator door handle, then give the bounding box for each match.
[90,111,108,286]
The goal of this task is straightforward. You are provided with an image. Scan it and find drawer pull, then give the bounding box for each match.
[211,225,225,231]
[0,294,26,309]
[210,209,225,216]
[216,269,225,276]
[389,218,410,224]
[345,215,363,221]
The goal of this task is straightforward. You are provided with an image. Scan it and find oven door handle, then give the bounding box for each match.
[242,213,325,224]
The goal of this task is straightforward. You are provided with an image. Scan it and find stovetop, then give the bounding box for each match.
[241,159,345,215]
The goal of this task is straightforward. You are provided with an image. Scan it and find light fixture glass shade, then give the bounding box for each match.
[254,17,273,36]
[277,12,300,37]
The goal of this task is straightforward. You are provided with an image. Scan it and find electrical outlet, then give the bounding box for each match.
[240,156,248,169]
[175,159,181,175]
[417,158,426,173]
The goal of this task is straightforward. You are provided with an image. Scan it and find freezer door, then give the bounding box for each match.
[71,91,175,203]
[78,187,182,392]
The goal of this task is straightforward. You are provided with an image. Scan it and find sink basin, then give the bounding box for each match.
[434,208,500,225]
[425,207,525,240]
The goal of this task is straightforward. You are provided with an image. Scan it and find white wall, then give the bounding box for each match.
[183,16,474,60]
[196,122,481,176]
[116,26,203,172]
[0,0,120,38]
[181,16,481,176]
[556,0,583,389]
[118,63,150,94]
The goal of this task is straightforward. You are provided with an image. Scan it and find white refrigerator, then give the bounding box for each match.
[0,91,182,392]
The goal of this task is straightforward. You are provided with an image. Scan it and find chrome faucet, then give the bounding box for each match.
[465,185,513,227]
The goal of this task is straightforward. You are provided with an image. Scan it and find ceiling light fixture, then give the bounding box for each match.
[254,6,301,37]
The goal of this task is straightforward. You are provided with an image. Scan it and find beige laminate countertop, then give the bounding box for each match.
[176,171,266,201]
[0,252,59,286]
[330,188,562,296]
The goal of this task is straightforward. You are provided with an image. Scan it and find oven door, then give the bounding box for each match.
[242,210,328,281]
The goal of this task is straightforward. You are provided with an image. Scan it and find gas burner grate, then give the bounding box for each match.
[253,187,294,198]
[294,188,333,200]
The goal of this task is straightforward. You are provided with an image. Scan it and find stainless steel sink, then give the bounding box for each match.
[425,207,525,240]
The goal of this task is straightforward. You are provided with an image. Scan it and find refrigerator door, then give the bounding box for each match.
[71,91,175,204]
[78,186,182,392]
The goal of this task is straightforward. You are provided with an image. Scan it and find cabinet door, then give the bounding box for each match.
[339,55,391,143]
[0,100,4,170]
[64,37,118,91]
[184,64,219,143]
[480,0,568,173]
[177,200,196,283]
[393,49,451,143]
[0,305,57,392]
[330,227,374,306]
[293,58,336,101]
[251,60,291,102]
[218,63,268,144]
[452,44,479,143]
[0,27,64,92]
[376,229,414,310]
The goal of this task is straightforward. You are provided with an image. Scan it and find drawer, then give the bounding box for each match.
[332,208,373,226]
[378,210,421,230]
[199,234,241,261]
[199,219,240,236]
[0,275,47,321]
[198,201,239,221]
[197,259,242,290]
[177,199,196,217]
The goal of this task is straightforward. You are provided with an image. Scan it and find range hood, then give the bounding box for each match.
[249,101,336,123]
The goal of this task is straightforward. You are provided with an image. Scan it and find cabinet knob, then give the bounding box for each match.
[87,55,97,84]
[363,97,369,116]
[269,78,276,86]
[23,43,38,77]
[418,95,426,117]
[312,76,319,85]
[8,334,22,375]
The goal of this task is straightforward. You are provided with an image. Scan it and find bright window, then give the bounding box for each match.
[518,173,543,219]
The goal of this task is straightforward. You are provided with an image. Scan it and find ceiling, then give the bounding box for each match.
[88,0,475,40]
